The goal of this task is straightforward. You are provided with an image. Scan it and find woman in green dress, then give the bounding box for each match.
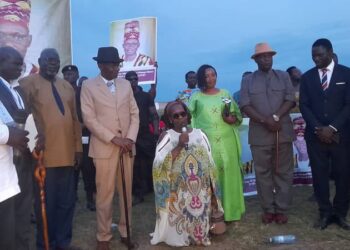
[188,64,245,221]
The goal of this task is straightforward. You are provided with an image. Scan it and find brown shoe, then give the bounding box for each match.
[96,241,109,250]
[275,213,288,224]
[261,212,275,224]
[120,237,139,249]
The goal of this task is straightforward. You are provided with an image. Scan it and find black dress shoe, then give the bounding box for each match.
[333,216,350,230]
[120,237,138,249]
[314,215,332,230]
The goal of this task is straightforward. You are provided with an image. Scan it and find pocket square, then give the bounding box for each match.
[336,82,346,85]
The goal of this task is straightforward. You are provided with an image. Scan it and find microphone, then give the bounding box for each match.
[182,126,189,150]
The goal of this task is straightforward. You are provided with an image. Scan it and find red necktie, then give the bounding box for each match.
[321,68,328,91]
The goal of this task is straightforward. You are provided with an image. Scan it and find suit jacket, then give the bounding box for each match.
[80,76,139,158]
[300,64,350,142]
[0,79,30,123]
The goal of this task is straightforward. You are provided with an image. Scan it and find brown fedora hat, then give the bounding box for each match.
[251,42,276,59]
[93,46,124,63]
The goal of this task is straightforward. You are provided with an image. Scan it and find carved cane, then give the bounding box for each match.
[275,130,279,174]
[33,150,49,250]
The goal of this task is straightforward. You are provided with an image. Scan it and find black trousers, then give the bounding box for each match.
[307,140,350,218]
[34,167,76,250]
[81,143,96,194]
[14,152,34,250]
[0,152,33,250]
[133,132,156,198]
[0,196,15,250]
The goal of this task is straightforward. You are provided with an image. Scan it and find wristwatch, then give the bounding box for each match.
[272,114,280,122]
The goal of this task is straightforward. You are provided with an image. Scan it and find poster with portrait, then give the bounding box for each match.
[110,17,157,84]
[240,113,312,196]
[0,0,72,78]
[0,0,71,147]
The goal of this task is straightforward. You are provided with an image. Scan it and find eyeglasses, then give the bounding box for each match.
[172,111,187,120]
[0,32,30,44]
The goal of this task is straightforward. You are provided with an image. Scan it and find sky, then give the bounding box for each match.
[71,0,350,102]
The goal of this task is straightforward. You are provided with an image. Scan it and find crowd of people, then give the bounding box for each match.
[1,36,350,250]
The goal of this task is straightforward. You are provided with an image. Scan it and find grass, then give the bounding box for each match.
[30,185,350,250]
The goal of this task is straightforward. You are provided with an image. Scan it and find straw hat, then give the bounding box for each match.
[251,42,276,59]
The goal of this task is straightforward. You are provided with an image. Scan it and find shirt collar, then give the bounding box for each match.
[100,75,114,85]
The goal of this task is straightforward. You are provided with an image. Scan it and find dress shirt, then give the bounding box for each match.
[0,121,20,202]
[100,75,116,94]
[318,60,335,84]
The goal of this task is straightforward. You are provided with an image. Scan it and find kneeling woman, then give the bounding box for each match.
[150,101,223,247]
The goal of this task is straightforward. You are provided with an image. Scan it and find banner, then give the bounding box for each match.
[241,113,312,196]
[110,17,157,84]
[0,0,72,78]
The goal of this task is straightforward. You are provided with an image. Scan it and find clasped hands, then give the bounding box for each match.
[111,136,134,154]
[315,126,335,144]
[264,116,281,132]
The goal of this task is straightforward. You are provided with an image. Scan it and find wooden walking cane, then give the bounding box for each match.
[33,150,49,250]
[275,130,279,174]
[119,152,132,250]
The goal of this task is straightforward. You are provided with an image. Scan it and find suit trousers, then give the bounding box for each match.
[0,196,15,250]
[306,140,350,218]
[81,143,96,195]
[14,151,34,250]
[94,147,134,242]
[251,142,294,214]
[34,167,76,250]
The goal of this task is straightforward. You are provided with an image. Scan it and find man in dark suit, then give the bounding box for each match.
[0,46,31,250]
[300,38,350,230]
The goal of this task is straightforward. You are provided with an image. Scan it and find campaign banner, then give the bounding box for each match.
[110,17,157,84]
[240,113,312,196]
[0,0,72,78]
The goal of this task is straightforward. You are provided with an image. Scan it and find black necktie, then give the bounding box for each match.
[51,80,65,115]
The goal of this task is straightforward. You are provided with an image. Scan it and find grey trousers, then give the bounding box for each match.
[251,142,294,214]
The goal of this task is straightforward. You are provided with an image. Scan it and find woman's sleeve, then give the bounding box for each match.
[188,93,197,128]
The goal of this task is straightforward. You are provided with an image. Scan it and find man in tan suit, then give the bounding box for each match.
[20,48,82,250]
[80,47,139,250]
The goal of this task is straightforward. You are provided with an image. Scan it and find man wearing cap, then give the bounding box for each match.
[239,42,295,224]
[121,20,154,69]
[80,46,139,250]
[62,65,97,211]
[300,38,350,230]
[125,70,158,205]
[0,0,38,76]
[19,48,82,250]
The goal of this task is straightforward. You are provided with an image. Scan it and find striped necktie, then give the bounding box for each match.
[321,68,328,91]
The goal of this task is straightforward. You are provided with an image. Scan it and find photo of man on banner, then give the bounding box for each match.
[110,17,157,85]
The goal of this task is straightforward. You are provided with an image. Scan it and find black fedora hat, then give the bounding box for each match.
[93,47,124,63]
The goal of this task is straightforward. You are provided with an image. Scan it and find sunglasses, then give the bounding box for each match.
[172,111,187,120]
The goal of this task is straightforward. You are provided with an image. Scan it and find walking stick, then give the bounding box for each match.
[119,152,132,249]
[275,130,279,174]
[33,150,49,250]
